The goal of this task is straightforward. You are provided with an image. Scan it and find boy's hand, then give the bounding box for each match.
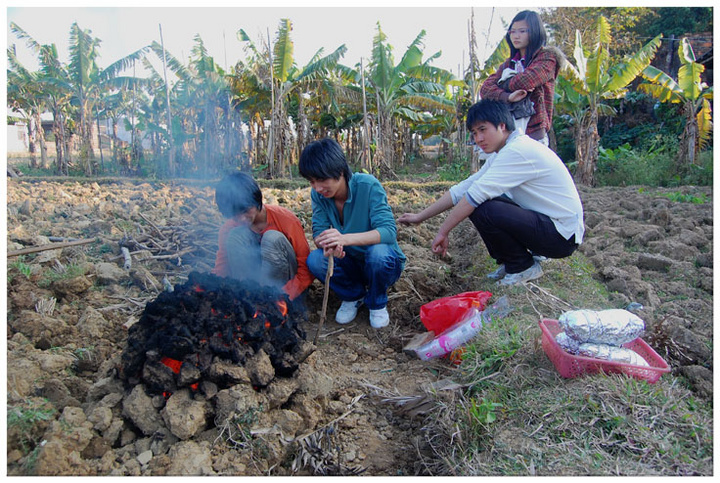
[316,228,344,248]
[398,213,422,226]
[323,245,345,259]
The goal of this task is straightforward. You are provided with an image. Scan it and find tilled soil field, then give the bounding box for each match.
[5,179,712,475]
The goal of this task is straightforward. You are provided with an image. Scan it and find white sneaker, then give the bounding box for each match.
[335,299,363,324]
[369,307,390,328]
[498,262,543,286]
[486,264,506,280]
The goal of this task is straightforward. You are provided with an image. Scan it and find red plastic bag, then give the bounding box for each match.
[420,291,493,334]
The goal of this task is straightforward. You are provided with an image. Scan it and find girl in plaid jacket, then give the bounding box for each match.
[480,10,565,145]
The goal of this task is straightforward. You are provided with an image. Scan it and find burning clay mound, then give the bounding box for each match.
[120,272,311,396]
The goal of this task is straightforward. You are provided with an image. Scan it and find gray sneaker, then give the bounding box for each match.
[498,262,543,286]
[486,264,507,280]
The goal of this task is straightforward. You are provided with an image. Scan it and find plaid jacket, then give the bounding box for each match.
[480,47,563,139]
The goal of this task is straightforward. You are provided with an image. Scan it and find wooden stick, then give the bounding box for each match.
[121,246,132,270]
[313,254,334,345]
[7,238,95,257]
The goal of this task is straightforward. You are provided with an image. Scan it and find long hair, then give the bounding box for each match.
[506,10,547,66]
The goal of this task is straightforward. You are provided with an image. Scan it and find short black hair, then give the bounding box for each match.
[215,172,263,218]
[299,138,352,181]
[466,99,516,132]
[506,10,547,65]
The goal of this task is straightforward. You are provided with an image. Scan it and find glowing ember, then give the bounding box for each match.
[277,300,288,317]
[161,357,183,374]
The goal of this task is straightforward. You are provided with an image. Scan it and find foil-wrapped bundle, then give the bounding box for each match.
[555,331,580,354]
[559,309,645,346]
[577,342,649,367]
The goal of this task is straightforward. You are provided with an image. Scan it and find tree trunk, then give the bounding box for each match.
[296,94,308,162]
[574,109,599,186]
[34,111,49,169]
[95,107,105,172]
[678,101,698,167]
[27,117,38,169]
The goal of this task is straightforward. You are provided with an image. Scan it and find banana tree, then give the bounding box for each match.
[238,19,348,177]
[559,16,661,186]
[366,23,460,170]
[9,23,75,174]
[7,45,48,169]
[638,37,713,167]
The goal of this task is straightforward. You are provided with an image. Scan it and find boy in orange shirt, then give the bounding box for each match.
[212,172,314,301]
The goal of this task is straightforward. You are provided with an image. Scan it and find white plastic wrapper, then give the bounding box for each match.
[559,309,645,346]
[555,331,580,354]
[577,342,649,367]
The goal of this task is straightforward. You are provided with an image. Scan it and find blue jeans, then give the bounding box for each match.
[307,244,404,310]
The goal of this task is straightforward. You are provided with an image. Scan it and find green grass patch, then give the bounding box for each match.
[7,399,56,454]
[38,262,88,288]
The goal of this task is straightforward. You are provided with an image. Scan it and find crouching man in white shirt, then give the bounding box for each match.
[398,99,584,286]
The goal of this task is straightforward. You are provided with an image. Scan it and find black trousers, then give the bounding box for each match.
[468,197,578,274]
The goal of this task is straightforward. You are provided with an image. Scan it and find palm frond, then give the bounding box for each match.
[272,18,295,83]
[149,41,191,82]
[297,45,347,82]
[99,47,150,82]
[595,15,612,46]
[678,62,704,101]
[696,98,712,150]
[639,65,682,102]
[605,34,661,92]
[678,37,697,63]
[370,22,393,92]
[481,38,510,77]
[585,44,608,94]
[573,29,587,81]
[9,22,42,54]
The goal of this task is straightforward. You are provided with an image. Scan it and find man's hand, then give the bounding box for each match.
[398,213,422,226]
[431,232,449,257]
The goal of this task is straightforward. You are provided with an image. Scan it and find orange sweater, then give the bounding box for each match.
[212,205,314,300]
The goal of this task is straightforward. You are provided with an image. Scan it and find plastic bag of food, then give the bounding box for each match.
[414,307,484,361]
[420,291,492,334]
[559,309,644,346]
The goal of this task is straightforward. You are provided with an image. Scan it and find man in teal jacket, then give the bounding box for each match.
[299,138,405,329]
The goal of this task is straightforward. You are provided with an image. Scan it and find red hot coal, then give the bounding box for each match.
[119,271,307,395]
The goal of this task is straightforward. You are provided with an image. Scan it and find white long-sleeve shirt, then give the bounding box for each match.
[450,131,585,244]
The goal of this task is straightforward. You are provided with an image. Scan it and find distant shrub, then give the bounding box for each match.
[595,134,712,187]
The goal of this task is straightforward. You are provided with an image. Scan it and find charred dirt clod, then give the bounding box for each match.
[120,271,307,396]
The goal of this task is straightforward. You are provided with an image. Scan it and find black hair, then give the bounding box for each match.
[298,138,352,182]
[465,99,516,132]
[214,171,263,218]
[506,10,547,66]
